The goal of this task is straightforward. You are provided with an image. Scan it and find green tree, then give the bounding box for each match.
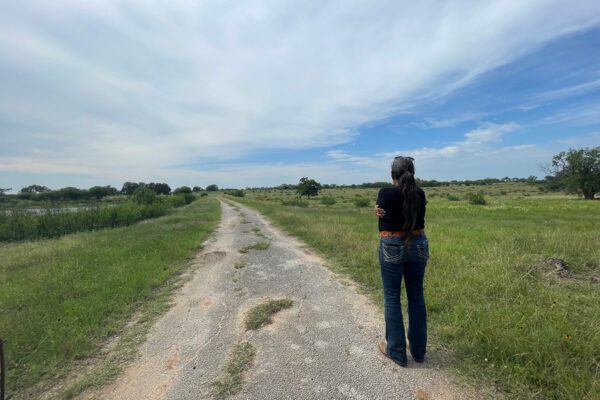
[147,182,171,195]
[173,186,192,194]
[20,184,50,194]
[296,177,321,198]
[121,182,144,195]
[192,186,204,192]
[206,184,219,192]
[550,147,600,200]
[0,187,11,196]
[132,186,157,205]
[89,185,118,199]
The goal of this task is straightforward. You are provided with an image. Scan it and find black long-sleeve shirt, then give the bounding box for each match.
[376,187,426,232]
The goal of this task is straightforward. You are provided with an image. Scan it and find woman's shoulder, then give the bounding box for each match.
[378,186,397,196]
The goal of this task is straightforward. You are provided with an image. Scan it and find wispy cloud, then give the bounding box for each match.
[1,1,599,188]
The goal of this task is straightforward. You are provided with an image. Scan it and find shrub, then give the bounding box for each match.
[353,198,370,208]
[226,189,245,197]
[200,192,208,197]
[170,193,195,207]
[466,192,487,205]
[446,194,460,201]
[320,196,336,206]
[132,186,157,205]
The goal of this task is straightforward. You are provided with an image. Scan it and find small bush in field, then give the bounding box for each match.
[353,198,370,208]
[446,194,460,201]
[466,192,487,205]
[133,186,157,205]
[226,189,245,197]
[320,196,336,206]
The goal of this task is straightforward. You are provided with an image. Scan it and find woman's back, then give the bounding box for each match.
[376,186,426,232]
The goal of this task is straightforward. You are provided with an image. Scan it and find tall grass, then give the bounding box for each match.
[231,188,600,399]
[0,194,195,242]
[0,196,220,396]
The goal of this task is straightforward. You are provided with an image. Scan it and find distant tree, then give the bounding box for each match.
[192,186,204,192]
[89,185,118,199]
[548,147,600,200]
[225,189,245,197]
[146,182,171,195]
[132,186,157,205]
[48,187,90,201]
[206,184,219,192]
[20,184,50,194]
[526,175,538,184]
[173,186,192,194]
[296,177,322,198]
[121,182,145,195]
[0,188,11,196]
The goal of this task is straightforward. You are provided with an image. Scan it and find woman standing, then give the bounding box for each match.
[374,156,428,367]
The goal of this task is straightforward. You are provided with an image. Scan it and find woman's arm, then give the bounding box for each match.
[374,189,385,218]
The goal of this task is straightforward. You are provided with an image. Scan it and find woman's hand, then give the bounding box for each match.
[374,205,385,218]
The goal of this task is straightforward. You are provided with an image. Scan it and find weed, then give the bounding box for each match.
[250,227,267,238]
[320,196,337,206]
[465,191,487,205]
[353,198,370,208]
[244,299,294,330]
[239,242,270,253]
[211,341,256,400]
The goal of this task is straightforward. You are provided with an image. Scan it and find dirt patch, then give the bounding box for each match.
[166,348,180,370]
[540,258,573,279]
[197,250,227,264]
[537,258,600,284]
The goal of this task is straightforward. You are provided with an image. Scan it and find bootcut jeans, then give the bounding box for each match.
[379,234,429,365]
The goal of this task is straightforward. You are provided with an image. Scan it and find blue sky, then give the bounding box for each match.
[1,1,600,190]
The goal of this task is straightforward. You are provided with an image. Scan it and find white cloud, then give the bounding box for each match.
[463,123,519,145]
[328,122,542,179]
[1,0,599,187]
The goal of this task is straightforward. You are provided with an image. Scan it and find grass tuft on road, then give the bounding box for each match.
[238,241,270,253]
[0,195,220,398]
[244,298,294,331]
[211,341,256,400]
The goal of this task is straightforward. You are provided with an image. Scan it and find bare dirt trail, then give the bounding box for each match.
[89,200,478,400]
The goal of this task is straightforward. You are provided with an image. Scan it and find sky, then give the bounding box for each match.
[1,1,600,191]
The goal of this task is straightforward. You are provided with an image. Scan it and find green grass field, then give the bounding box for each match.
[230,183,600,399]
[0,195,220,397]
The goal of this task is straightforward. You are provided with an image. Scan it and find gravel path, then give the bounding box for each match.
[92,200,477,400]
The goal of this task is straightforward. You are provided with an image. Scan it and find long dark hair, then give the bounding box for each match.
[391,156,418,237]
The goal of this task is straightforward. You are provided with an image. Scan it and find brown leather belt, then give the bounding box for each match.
[380,229,424,237]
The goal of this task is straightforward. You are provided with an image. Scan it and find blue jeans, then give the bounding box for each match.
[379,234,428,365]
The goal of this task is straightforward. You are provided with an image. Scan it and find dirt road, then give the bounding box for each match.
[92,200,475,399]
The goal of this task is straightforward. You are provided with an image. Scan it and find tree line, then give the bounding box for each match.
[270,147,600,200]
[0,182,220,201]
